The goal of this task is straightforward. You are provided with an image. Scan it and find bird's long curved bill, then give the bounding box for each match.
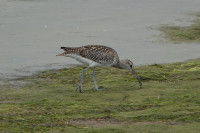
[130,68,142,87]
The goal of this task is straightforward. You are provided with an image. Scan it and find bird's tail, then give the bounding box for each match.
[56,47,79,56]
[56,47,68,56]
[56,52,67,56]
[61,47,67,49]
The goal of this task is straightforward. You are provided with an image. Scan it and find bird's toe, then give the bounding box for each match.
[77,84,84,93]
[94,88,103,91]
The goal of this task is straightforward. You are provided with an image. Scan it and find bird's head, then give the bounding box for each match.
[119,59,134,70]
[119,59,142,87]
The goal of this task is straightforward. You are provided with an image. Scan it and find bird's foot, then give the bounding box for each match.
[77,84,84,93]
[94,88,103,92]
[80,90,84,93]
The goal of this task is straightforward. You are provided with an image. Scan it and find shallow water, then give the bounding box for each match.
[0,0,200,81]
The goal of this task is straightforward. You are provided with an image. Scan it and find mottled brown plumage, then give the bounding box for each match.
[57,45,119,67]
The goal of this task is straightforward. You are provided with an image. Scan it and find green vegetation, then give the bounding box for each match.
[0,59,200,132]
[159,13,200,43]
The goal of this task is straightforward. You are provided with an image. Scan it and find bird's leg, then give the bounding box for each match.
[92,67,102,91]
[78,67,90,93]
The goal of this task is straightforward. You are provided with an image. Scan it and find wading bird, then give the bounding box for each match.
[57,45,142,93]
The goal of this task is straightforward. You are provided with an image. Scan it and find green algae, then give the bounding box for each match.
[159,13,200,43]
[0,59,200,132]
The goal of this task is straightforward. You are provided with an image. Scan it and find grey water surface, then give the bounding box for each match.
[0,0,200,81]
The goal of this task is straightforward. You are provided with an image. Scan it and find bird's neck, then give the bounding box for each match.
[113,60,127,69]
